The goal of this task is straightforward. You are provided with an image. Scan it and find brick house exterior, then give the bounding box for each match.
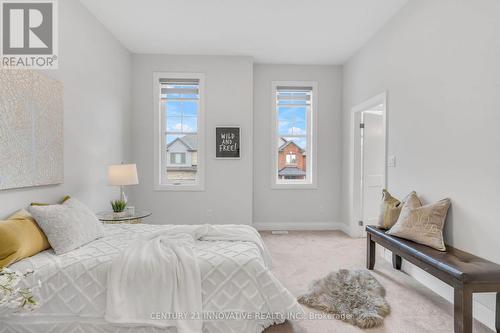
[278,138,306,180]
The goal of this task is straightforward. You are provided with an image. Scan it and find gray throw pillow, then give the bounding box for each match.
[29,198,105,254]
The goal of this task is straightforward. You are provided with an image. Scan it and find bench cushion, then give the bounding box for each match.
[367,225,500,283]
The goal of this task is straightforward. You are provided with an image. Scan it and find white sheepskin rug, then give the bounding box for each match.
[297,269,390,328]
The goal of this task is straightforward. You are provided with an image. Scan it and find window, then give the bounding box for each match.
[286,153,297,165]
[154,73,205,190]
[272,82,317,188]
[170,152,186,165]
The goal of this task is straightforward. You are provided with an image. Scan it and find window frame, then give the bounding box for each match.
[153,72,206,191]
[170,152,186,165]
[286,152,297,166]
[271,81,318,189]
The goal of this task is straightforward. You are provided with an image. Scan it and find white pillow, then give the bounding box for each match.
[29,198,105,254]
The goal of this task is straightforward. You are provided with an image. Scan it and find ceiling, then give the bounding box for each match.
[80,0,408,64]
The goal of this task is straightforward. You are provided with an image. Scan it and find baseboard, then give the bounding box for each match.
[380,248,496,331]
[253,221,349,233]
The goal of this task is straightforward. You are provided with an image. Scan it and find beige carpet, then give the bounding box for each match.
[261,231,493,333]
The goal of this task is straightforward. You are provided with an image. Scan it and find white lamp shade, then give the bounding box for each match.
[107,164,139,186]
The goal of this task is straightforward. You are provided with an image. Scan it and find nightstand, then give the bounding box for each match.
[96,210,152,224]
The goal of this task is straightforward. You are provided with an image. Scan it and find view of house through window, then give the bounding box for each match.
[161,78,200,183]
[275,85,313,183]
[286,152,297,165]
[170,152,186,165]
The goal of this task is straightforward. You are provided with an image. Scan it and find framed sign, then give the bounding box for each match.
[216,126,240,159]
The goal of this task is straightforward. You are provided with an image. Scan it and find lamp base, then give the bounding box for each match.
[120,186,128,203]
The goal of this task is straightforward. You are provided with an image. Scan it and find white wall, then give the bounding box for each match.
[253,65,343,229]
[129,55,253,225]
[0,0,131,217]
[341,0,500,329]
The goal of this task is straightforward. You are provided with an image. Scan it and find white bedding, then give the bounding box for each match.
[0,224,301,333]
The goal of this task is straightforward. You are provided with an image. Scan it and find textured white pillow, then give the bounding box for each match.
[29,198,105,254]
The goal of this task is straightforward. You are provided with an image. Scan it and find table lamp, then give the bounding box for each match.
[107,163,139,202]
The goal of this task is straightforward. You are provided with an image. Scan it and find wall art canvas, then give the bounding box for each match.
[0,69,63,190]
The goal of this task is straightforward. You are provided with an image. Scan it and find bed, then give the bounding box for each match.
[0,224,301,333]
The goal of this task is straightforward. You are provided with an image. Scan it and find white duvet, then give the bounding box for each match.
[0,224,302,333]
[106,224,275,333]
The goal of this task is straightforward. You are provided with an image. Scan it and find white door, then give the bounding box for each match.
[361,111,384,232]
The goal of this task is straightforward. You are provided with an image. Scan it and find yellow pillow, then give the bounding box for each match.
[0,209,51,268]
[30,195,71,206]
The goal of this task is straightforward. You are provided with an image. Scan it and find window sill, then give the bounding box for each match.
[153,184,205,192]
[271,183,318,190]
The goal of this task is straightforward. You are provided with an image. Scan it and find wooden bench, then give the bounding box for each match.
[366,225,500,333]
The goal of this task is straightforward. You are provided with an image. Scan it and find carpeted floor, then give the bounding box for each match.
[261,230,493,333]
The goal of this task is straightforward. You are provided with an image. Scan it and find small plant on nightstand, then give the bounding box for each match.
[110,199,127,217]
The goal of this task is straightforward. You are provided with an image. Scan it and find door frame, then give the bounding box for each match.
[351,92,388,237]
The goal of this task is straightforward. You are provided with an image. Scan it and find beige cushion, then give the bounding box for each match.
[377,189,402,229]
[30,195,71,206]
[387,192,451,251]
